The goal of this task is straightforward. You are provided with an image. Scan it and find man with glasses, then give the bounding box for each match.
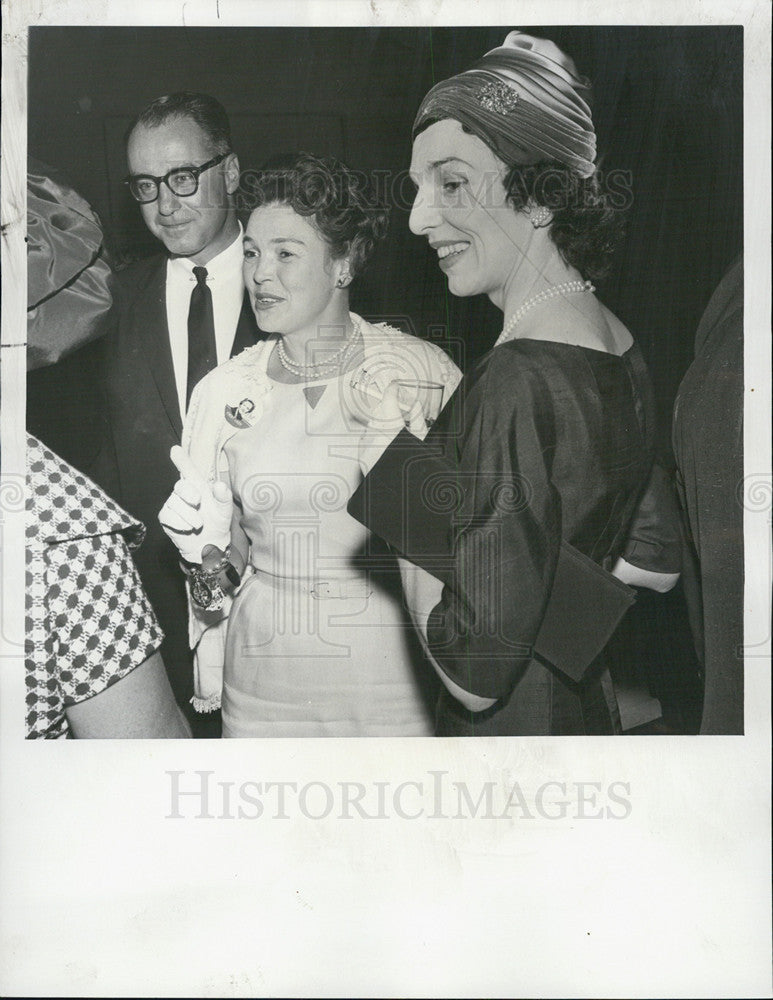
[94,92,259,736]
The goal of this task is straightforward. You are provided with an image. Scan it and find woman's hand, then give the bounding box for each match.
[158,446,233,564]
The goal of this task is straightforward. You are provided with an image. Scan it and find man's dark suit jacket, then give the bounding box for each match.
[92,253,260,717]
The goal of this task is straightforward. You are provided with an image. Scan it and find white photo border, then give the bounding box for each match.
[1,2,770,997]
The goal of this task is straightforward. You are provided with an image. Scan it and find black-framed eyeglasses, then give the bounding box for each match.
[124,151,230,203]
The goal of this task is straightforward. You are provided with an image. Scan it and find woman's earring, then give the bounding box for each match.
[336,268,351,288]
[530,205,551,229]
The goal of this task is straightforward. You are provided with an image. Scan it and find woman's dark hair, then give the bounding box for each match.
[502,159,627,281]
[425,118,626,280]
[245,152,389,279]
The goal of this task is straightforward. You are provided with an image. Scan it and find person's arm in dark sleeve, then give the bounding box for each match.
[422,378,562,703]
[351,364,562,706]
[84,299,122,501]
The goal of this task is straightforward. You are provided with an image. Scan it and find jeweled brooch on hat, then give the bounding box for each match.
[477,80,520,115]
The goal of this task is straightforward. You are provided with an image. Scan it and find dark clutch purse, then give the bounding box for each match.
[533,540,636,683]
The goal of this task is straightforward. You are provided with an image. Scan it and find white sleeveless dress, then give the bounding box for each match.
[182,315,461,737]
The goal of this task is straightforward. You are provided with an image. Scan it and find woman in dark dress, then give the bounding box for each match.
[350,31,672,735]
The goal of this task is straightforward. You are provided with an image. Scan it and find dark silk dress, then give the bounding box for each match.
[349,338,656,736]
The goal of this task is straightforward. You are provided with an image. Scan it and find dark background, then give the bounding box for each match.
[26,26,743,730]
[27,25,743,460]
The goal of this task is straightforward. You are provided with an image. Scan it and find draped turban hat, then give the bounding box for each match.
[413,31,597,179]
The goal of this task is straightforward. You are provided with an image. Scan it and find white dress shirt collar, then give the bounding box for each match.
[166,224,246,421]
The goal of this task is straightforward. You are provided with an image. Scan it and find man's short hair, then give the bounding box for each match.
[125,92,232,154]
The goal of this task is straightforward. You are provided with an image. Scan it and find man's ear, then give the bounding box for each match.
[224,152,241,195]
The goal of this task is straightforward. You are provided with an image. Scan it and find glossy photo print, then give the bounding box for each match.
[0,3,770,998]
[21,23,746,740]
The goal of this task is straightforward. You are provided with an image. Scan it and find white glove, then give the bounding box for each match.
[356,380,428,474]
[612,556,680,594]
[370,380,428,434]
[158,445,233,563]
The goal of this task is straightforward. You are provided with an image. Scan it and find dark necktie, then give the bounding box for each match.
[186,265,217,408]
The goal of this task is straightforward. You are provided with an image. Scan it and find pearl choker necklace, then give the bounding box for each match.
[496,279,595,346]
[276,321,360,381]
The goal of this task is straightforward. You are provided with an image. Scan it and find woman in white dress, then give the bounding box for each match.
[160,152,460,736]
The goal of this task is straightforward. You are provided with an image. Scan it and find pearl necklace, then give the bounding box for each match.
[496,279,595,346]
[276,321,360,381]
